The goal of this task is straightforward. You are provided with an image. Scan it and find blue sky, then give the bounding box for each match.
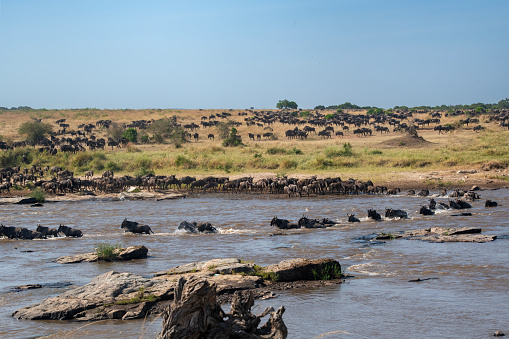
[0,0,507,109]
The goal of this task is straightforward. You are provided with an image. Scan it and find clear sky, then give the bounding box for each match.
[0,0,508,109]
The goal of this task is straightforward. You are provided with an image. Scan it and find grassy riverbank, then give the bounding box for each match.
[1,108,509,189]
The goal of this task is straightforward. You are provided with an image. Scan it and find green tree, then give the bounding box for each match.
[497,98,509,109]
[216,120,236,139]
[276,99,298,109]
[366,107,385,115]
[121,128,138,143]
[107,122,126,141]
[314,105,325,110]
[148,117,187,147]
[18,120,53,144]
[222,127,243,147]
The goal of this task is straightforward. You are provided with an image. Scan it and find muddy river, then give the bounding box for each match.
[1,189,508,338]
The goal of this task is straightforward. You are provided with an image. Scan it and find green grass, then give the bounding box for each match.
[250,264,279,282]
[112,287,159,305]
[94,242,122,261]
[311,262,342,280]
[29,188,46,203]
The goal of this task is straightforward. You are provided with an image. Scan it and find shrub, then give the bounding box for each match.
[72,152,94,167]
[281,159,298,169]
[267,147,286,155]
[122,128,138,143]
[252,264,279,282]
[94,242,122,261]
[175,155,195,168]
[29,188,46,203]
[222,127,243,147]
[134,166,155,177]
[311,262,342,280]
[105,161,122,172]
[287,147,303,155]
[140,135,149,144]
[106,122,125,141]
[326,143,354,157]
[18,120,53,144]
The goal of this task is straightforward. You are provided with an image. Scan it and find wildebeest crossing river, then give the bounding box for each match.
[1,189,508,338]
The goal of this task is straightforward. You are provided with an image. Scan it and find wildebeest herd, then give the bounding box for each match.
[0,224,82,240]
[0,218,220,240]
[270,189,498,229]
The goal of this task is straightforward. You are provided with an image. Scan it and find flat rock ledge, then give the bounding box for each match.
[13,257,342,322]
[370,227,496,243]
[55,245,149,264]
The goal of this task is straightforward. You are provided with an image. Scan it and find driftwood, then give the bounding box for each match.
[157,276,287,339]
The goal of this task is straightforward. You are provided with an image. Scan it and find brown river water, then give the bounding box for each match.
[1,189,508,338]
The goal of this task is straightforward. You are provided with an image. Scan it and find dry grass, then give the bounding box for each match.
[1,108,508,188]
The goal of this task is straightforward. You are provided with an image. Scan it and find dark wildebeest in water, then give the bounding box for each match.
[385,208,408,219]
[36,225,59,237]
[367,209,382,221]
[348,214,360,223]
[178,221,218,234]
[121,219,154,235]
[58,224,83,237]
[0,225,46,239]
[270,217,299,229]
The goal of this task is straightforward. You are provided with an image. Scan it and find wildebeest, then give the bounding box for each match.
[58,224,83,237]
[270,217,299,229]
[297,216,326,229]
[367,209,382,221]
[348,214,360,223]
[36,225,59,237]
[120,219,153,235]
[449,199,471,209]
[178,221,218,234]
[419,206,435,215]
[0,225,46,239]
[385,208,408,219]
[485,200,498,207]
[429,198,447,210]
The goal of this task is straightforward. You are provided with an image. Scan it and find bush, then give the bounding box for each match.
[267,147,287,155]
[287,147,303,155]
[105,161,122,172]
[222,127,243,147]
[29,188,46,202]
[18,120,53,144]
[326,143,354,158]
[107,122,125,141]
[122,128,138,143]
[94,242,122,261]
[140,135,149,144]
[311,262,342,280]
[134,167,155,177]
[175,155,196,168]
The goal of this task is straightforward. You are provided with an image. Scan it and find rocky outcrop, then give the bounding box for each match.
[55,245,149,264]
[154,258,253,276]
[157,277,287,339]
[263,258,342,282]
[13,257,343,322]
[402,227,496,243]
[362,227,496,243]
[12,271,175,321]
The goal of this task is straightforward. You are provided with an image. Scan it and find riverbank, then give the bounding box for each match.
[1,168,508,204]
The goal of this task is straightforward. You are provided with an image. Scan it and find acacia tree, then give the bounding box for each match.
[148,116,187,147]
[276,99,298,109]
[18,120,53,144]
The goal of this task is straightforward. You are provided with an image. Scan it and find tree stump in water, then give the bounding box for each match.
[157,276,287,339]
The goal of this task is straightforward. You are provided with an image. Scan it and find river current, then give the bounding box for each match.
[1,189,508,338]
